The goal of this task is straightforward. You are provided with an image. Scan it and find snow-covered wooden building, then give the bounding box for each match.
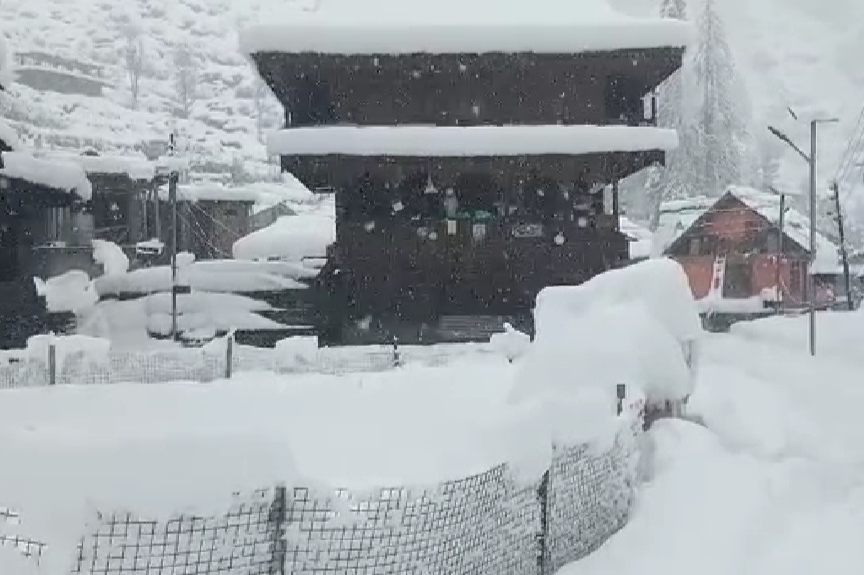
[240,0,691,345]
[661,187,841,316]
[1,120,91,347]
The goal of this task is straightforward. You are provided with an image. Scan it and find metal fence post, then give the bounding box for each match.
[392,336,401,367]
[537,469,551,575]
[48,344,56,386]
[616,384,626,415]
[268,484,287,575]
[225,335,234,379]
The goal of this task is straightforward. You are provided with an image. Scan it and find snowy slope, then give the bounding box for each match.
[0,0,310,178]
[611,0,864,196]
[3,0,861,195]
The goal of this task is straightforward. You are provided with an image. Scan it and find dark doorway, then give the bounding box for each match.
[724,256,753,298]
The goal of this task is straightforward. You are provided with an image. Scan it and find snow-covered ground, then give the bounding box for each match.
[560,311,864,575]
[5,261,864,574]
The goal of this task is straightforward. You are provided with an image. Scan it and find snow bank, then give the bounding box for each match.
[274,335,319,364]
[91,239,129,276]
[489,323,531,363]
[239,0,692,55]
[267,125,679,158]
[233,213,335,261]
[0,355,600,570]
[511,259,701,405]
[0,151,92,200]
[536,258,701,342]
[24,334,110,377]
[729,310,864,363]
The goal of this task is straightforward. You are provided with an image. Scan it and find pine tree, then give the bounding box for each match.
[646,0,690,229]
[690,0,749,195]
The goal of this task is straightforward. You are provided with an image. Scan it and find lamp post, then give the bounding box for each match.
[767,115,839,356]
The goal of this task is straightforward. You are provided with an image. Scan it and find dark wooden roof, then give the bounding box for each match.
[283,150,665,192]
[252,48,683,128]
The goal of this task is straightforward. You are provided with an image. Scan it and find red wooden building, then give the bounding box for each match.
[663,187,838,311]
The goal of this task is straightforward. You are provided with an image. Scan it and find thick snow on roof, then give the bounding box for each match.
[268,125,678,157]
[0,32,11,90]
[726,186,839,274]
[239,0,691,55]
[39,152,156,181]
[0,150,92,200]
[233,212,335,261]
[156,182,260,203]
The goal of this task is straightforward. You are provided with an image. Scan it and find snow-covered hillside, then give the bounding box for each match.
[0,0,311,180]
[612,0,864,195]
[2,0,861,198]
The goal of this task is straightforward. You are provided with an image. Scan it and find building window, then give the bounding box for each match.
[689,237,700,256]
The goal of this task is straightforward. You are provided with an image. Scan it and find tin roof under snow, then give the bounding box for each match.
[238,0,692,56]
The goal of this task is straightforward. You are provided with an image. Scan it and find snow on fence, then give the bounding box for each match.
[6,419,639,575]
[0,337,488,389]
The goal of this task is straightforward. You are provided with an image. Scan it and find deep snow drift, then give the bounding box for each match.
[559,311,864,575]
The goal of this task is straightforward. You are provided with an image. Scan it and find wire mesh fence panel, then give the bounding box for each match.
[284,464,542,575]
[72,487,282,575]
[0,360,49,389]
[543,427,640,575]
[0,339,497,388]
[0,505,47,571]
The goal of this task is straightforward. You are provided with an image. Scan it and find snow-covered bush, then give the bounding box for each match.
[509,258,701,408]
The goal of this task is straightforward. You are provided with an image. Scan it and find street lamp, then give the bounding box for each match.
[767,113,839,357]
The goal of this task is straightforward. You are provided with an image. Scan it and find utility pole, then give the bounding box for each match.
[808,120,817,356]
[168,133,179,340]
[768,114,839,357]
[769,186,786,314]
[830,180,854,310]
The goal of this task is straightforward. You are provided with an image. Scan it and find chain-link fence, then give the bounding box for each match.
[2,422,640,575]
[0,339,492,389]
